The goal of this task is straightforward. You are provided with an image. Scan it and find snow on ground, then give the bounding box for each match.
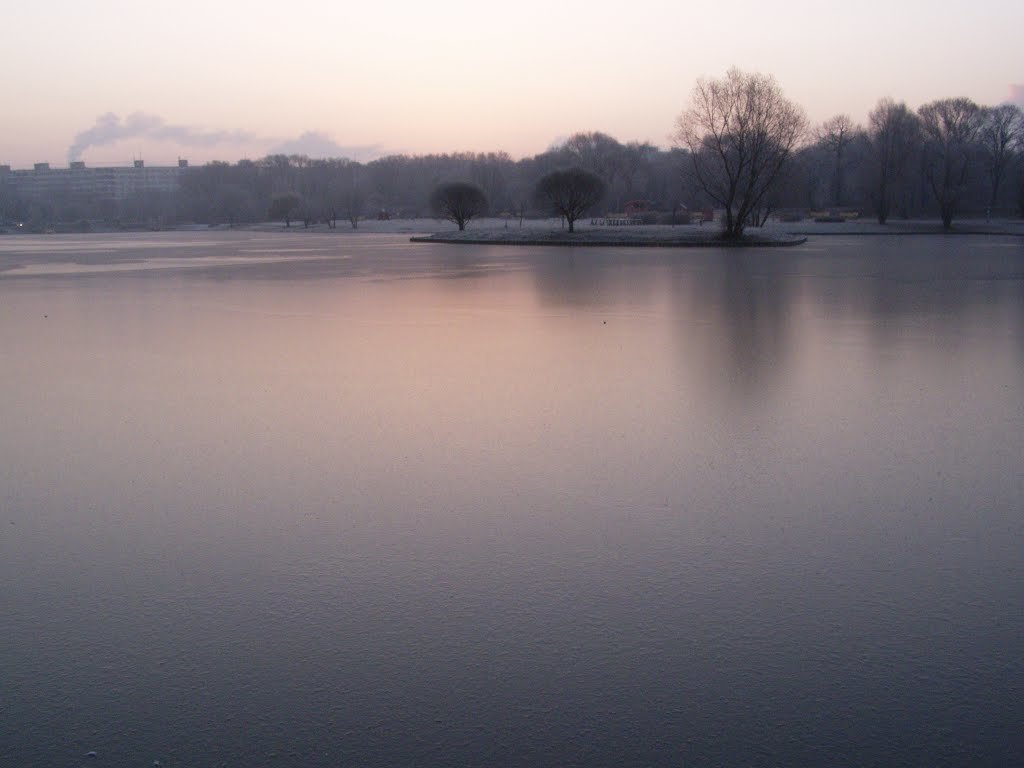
[410,226,803,247]
[760,217,1024,235]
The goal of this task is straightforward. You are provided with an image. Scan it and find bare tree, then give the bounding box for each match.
[865,98,921,224]
[816,114,859,207]
[332,161,365,229]
[305,159,339,227]
[616,141,658,209]
[561,131,623,185]
[1016,129,1024,219]
[918,97,982,230]
[534,167,605,233]
[470,152,511,214]
[978,104,1024,214]
[674,68,807,239]
[429,181,488,231]
[268,192,302,227]
[343,185,364,230]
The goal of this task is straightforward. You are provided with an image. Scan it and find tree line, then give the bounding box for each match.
[675,69,1024,236]
[168,140,694,230]
[2,70,1022,234]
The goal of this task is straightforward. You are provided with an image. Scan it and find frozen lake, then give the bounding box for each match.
[1,230,1023,766]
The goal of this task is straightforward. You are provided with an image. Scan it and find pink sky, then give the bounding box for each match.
[3,0,1022,168]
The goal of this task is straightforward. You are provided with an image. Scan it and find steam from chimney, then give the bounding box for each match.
[68,112,256,161]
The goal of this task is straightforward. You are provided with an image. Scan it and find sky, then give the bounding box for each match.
[3,0,1022,168]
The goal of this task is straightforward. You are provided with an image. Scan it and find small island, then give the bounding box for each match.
[410,226,807,247]
[415,166,806,247]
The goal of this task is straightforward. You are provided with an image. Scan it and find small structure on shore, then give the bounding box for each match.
[624,200,655,216]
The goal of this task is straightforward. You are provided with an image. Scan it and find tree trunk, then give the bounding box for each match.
[876,194,889,224]
[834,159,844,208]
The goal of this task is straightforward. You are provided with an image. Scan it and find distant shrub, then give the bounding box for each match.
[429,182,488,231]
[534,168,606,233]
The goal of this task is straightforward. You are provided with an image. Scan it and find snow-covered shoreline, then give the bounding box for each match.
[410,227,807,247]
[246,215,1024,239]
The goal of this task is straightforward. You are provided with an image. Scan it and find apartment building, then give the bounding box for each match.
[0,159,187,201]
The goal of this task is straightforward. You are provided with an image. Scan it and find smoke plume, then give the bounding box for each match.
[68,112,256,160]
[268,131,383,162]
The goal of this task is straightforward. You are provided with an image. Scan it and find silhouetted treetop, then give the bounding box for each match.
[533,167,606,233]
[429,181,488,231]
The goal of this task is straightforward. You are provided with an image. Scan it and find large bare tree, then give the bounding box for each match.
[865,98,921,224]
[978,104,1023,214]
[675,68,807,239]
[918,97,982,230]
[1017,129,1024,219]
[816,114,859,207]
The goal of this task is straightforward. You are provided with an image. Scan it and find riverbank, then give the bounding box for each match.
[760,218,1024,236]
[410,216,1024,245]
[5,215,1021,240]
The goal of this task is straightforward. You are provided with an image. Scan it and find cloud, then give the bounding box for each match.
[268,131,383,162]
[1010,84,1024,107]
[68,112,256,160]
